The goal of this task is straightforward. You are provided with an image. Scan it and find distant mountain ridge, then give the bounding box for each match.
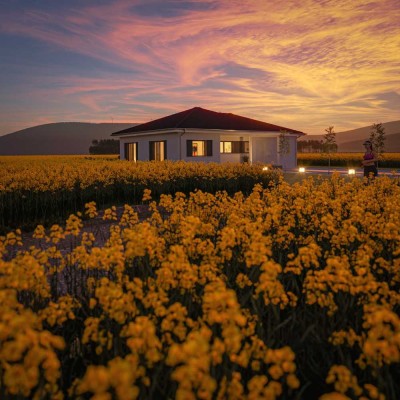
[0,122,138,155]
[1,120,399,155]
[299,120,400,152]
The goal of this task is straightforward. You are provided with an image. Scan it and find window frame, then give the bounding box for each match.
[149,140,167,161]
[124,142,138,161]
[186,140,213,157]
[220,141,249,154]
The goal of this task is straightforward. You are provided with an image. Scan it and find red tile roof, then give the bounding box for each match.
[112,107,305,136]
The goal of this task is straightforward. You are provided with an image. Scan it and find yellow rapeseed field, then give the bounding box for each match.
[0,156,281,231]
[298,152,400,168]
[1,167,399,399]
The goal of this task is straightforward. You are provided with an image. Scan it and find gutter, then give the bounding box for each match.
[179,129,186,160]
[112,129,181,137]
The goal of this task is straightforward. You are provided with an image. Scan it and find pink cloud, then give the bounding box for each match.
[1,0,399,134]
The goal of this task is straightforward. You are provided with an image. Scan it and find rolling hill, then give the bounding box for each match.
[1,120,399,155]
[299,120,400,152]
[339,132,400,152]
[0,122,137,155]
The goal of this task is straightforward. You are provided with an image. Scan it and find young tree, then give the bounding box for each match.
[323,126,337,171]
[369,123,385,167]
[278,130,290,169]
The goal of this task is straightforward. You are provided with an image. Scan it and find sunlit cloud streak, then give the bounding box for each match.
[0,0,399,135]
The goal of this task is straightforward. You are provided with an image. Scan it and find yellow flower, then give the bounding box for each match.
[121,316,162,366]
[85,201,98,218]
[325,365,362,396]
[142,188,152,202]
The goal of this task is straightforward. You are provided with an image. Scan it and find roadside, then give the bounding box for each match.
[286,166,400,176]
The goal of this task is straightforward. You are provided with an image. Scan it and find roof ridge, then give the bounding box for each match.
[111,107,306,136]
[174,107,202,128]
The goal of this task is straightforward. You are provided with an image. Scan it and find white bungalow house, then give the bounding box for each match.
[111,107,306,169]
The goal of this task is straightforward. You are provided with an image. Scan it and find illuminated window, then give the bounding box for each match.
[124,142,138,161]
[186,140,213,157]
[149,141,166,161]
[221,141,232,153]
[220,141,249,153]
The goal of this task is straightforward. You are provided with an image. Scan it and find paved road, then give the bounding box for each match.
[286,167,400,176]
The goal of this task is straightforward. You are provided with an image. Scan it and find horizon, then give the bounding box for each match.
[1,0,399,137]
[1,117,399,138]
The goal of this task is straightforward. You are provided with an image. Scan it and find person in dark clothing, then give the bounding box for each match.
[361,140,378,178]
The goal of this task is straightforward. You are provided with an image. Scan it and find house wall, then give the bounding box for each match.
[220,153,242,163]
[119,131,221,162]
[287,136,298,169]
[220,134,250,163]
[119,133,180,161]
[180,131,221,163]
[277,135,298,169]
[251,137,279,165]
[118,129,300,168]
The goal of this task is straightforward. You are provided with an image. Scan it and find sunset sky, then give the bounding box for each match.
[0,0,399,136]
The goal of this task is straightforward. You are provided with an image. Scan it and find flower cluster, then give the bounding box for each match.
[0,171,399,399]
[0,156,281,231]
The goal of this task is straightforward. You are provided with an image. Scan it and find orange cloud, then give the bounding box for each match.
[1,0,399,135]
